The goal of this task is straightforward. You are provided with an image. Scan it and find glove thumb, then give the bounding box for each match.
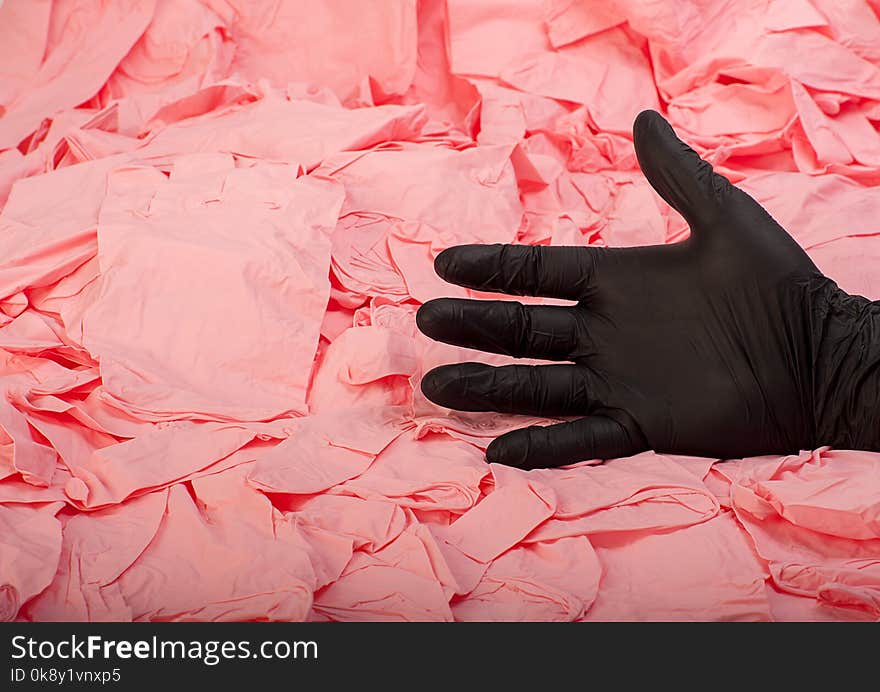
[633,109,731,229]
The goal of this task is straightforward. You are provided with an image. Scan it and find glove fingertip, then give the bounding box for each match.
[484,437,503,464]
[433,247,455,279]
[633,109,669,140]
[419,367,446,402]
[435,245,481,282]
[415,300,444,338]
[485,434,521,467]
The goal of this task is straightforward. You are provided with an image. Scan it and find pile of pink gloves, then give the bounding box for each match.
[1,0,879,621]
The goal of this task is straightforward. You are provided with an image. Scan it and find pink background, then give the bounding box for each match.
[1,0,879,621]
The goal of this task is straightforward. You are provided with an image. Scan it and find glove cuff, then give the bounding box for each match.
[812,280,880,451]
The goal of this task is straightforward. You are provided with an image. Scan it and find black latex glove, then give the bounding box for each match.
[416,110,880,469]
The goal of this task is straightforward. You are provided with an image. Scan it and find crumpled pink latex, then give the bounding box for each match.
[2,0,880,622]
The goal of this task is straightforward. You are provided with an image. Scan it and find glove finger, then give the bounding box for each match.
[416,298,583,361]
[420,362,594,416]
[633,109,732,228]
[485,415,648,469]
[433,243,602,300]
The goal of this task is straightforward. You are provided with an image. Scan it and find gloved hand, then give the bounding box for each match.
[416,110,880,469]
